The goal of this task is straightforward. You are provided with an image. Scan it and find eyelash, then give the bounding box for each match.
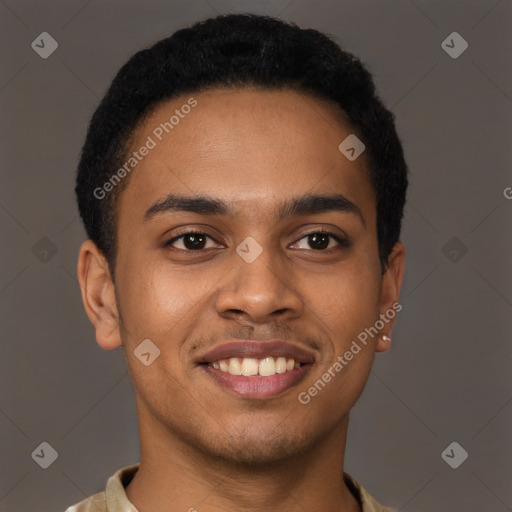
[164,229,350,253]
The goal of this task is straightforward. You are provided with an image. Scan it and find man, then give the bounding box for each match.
[68,12,407,512]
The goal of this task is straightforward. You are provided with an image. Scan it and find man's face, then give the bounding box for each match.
[85,88,403,464]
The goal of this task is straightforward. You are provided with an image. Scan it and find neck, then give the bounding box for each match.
[125,399,361,512]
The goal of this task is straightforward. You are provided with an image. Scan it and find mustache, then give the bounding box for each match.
[228,321,289,341]
[191,320,322,354]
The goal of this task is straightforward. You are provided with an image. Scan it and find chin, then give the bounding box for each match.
[194,425,319,466]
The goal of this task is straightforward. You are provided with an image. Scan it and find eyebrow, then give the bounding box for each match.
[143,192,365,226]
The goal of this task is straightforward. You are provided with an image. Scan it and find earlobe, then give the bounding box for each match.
[77,240,122,350]
[376,241,405,352]
[375,333,392,353]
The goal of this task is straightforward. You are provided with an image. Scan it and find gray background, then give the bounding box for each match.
[0,0,511,511]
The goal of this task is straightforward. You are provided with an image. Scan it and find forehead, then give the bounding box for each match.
[117,87,374,224]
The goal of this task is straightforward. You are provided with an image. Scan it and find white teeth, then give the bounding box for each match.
[228,358,241,375]
[212,357,301,376]
[259,357,276,376]
[241,358,259,376]
[275,357,287,373]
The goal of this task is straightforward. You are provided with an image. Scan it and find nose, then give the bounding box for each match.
[215,244,304,324]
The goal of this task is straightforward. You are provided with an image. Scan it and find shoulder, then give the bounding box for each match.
[62,464,139,512]
[343,472,397,512]
[63,491,106,512]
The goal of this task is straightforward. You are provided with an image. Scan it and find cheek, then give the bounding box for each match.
[309,250,381,405]
[115,260,206,388]
[115,256,209,341]
[305,268,379,411]
[310,257,381,341]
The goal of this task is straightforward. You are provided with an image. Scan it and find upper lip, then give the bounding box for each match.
[198,340,316,364]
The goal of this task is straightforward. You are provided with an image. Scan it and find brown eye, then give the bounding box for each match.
[292,231,349,251]
[181,233,207,250]
[165,232,218,251]
[307,233,330,250]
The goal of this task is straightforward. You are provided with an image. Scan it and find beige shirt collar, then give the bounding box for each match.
[66,463,396,512]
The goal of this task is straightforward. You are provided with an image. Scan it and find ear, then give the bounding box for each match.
[77,240,122,350]
[375,241,405,353]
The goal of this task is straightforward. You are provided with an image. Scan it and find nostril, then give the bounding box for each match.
[228,309,245,315]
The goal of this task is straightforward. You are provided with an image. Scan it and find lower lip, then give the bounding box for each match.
[202,364,312,399]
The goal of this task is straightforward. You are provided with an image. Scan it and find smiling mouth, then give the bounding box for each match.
[200,357,312,399]
[206,356,302,377]
[197,340,316,398]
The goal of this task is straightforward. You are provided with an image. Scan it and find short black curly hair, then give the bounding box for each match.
[75,13,408,277]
